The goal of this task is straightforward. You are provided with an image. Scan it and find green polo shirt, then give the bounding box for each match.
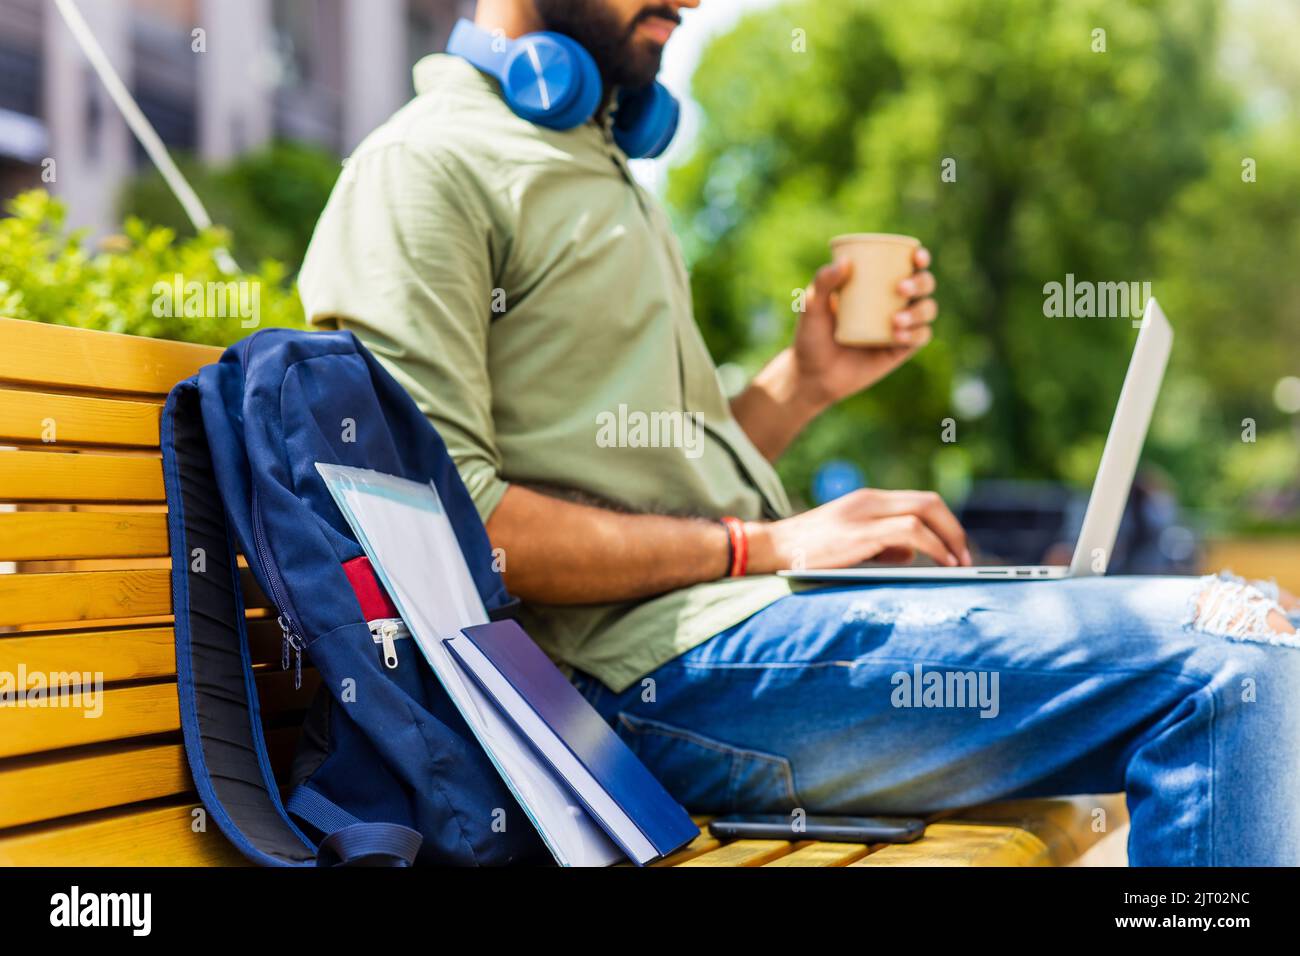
[300,54,793,692]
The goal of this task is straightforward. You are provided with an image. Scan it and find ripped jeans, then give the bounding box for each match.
[571,574,1300,865]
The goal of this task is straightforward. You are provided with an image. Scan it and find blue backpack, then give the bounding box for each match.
[160,328,547,866]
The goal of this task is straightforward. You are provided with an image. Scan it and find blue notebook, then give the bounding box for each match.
[444,621,699,865]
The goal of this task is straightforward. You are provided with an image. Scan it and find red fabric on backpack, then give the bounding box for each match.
[342,555,400,620]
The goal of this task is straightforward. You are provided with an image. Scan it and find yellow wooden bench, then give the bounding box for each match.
[0,317,1128,866]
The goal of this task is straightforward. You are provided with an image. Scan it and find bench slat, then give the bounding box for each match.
[844,797,1128,867]
[848,822,1052,866]
[0,668,319,758]
[650,825,721,866]
[674,838,805,867]
[0,317,219,397]
[0,741,188,830]
[762,841,873,867]
[1205,538,1300,592]
[0,681,178,759]
[0,801,247,866]
[945,794,1127,863]
[0,625,174,683]
[0,567,270,627]
[0,728,302,830]
[0,568,170,625]
[0,450,163,502]
[0,619,284,684]
[0,388,161,448]
[0,511,169,561]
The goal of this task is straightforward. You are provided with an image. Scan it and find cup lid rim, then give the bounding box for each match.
[830,232,921,246]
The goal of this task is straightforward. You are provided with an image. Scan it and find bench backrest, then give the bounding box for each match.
[0,318,315,865]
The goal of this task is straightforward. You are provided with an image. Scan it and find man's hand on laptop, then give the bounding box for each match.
[746,488,973,572]
[486,484,970,605]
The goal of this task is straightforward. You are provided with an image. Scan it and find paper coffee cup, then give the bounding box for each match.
[829,233,921,346]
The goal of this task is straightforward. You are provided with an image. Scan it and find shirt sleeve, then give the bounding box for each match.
[298,141,510,522]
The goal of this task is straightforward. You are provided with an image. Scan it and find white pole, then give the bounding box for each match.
[51,0,240,274]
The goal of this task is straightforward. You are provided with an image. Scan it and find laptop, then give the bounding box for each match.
[779,297,1174,584]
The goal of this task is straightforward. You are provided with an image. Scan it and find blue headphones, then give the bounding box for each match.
[446,18,679,159]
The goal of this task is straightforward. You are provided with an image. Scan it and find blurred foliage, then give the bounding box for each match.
[669,0,1300,528]
[1150,124,1300,526]
[119,140,341,273]
[0,190,304,346]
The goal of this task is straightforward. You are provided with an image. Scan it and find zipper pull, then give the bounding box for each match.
[278,614,291,671]
[279,614,304,689]
[376,620,400,670]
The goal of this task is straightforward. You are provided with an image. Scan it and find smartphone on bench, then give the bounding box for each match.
[708,813,925,844]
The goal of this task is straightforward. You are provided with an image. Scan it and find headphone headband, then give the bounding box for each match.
[446,18,509,73]
[446,18,678,159]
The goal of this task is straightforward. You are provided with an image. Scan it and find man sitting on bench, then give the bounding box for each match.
[300,0,1300,865]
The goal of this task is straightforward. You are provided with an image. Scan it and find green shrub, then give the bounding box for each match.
[0,189,305,346]
[118,140,341,273]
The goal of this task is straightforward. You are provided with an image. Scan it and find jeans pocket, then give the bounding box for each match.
[615,712,800,813]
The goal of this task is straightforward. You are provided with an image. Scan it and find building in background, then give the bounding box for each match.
[0,0,469,234]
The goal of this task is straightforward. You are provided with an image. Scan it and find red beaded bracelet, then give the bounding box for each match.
[720,516,748,578]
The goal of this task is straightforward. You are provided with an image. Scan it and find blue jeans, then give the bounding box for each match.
[571,575,1300,866]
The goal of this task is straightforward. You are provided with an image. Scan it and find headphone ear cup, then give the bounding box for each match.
[613,82,680,159]
[500,32,602,130]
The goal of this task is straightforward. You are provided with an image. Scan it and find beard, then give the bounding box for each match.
[534,0,676,89]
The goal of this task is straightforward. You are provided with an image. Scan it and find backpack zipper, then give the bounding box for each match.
[251,483,306,690]
[368,618,409,669]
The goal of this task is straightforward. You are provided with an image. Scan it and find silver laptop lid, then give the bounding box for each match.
[1068,298,1174,577]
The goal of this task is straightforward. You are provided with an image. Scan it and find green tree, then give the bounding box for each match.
[118,140,341,274]
[670,0,1237,507]
[1149,124,1300,529]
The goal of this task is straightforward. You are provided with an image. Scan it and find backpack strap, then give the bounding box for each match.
[287,786,423,867]
[162,380,421,867]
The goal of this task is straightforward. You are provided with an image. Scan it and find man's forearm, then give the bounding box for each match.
[485,484,735,604]
[729,347,827,461]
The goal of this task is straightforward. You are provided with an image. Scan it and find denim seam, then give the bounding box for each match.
[617,713,800,807]
[675,656,1226,690]
[1207,686,1217,866]
[617,712,778,763]
[727,754,742,810]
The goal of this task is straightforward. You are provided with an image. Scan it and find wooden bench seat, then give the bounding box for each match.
[0,317,1128,866]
